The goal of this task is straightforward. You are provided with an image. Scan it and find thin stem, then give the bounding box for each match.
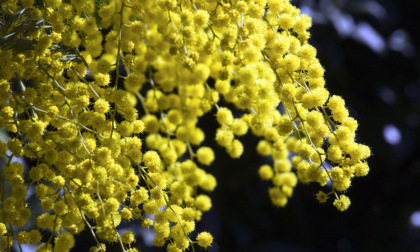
[8,223,23,252]
[66,185,102,246]
[187,142,195,157]
[114,1,125,91]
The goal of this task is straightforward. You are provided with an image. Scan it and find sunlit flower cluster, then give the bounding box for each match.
[0,0,370,250]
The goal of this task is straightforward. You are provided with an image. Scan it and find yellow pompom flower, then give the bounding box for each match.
[125,73,146,93]
[51,176,65,189]
[121,231,135,244]
[333,195,351,211]
[307,62,325,78]
[130,187,149,206]
[104,198,120,213]
[195,195,212,212]
[200,174,217,192]
[54,232,75,252]
[94,73,110,86]
[272,172,298,187]
[258,165,273,180]
[316,191,329,203]
[131,120,145,133]
[301,88,329,109]
[215,128,234,148]
[216,107,234,125]
[196,147,215,166]
[268,187,288,207]
[354,162,370,177]
[227,139,244,158]
[256,140,272,156]
[143,151,162,172]
[28,230,42,244]
[94,99,110,114]
[0,223,7,236]
[278,13,296,30]
[231,119,249,136]
[196,232,213,248]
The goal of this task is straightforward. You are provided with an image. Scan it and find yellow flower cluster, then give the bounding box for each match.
[0,0,370,250]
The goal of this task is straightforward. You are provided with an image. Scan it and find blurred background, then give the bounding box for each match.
[10,0,420,251]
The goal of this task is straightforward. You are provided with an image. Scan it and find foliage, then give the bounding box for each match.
[0,0,370,251]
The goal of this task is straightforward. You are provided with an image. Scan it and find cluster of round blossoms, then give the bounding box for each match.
[0,0,370,250]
